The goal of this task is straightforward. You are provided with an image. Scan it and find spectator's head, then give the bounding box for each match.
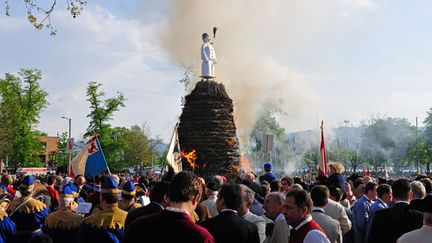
[364,182,378,201]
[59,185,74,208]
[217,184,243,212]
[377,184,392,204]
[264,163,272,172]
[354,182,365,199]
[281,176,294,193]
[362,176,373,184]
[410,181,426,200]
[168,171,202,208]
[238,184,255,216]
[420,196,432,226]
[392,179,412,202]
[19,175,34,197]
[1,174,13,186]
[100,177,119,206]
[283,189,313,227]
[260,181,271,199]
[244,172,256,183]
[121,180,136,201]
[206,176,223,197]
[47,175,56,186]
[150,181,170,207]
[328,185,343,202]
[420,178,432,194]
[310,185,329,207]
[270,179,282,192]
[263,192,285,221]
[328,162,345,175]
[74,175,86,188]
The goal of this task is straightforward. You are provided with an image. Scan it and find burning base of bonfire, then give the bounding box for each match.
[178,80,241,179]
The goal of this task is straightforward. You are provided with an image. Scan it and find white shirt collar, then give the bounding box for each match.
[153,201,164,210]
[221,209,237,214]
[295,215,313,230]
[165,207,190,216]
[312,207,325,213]
[394,200,410,205]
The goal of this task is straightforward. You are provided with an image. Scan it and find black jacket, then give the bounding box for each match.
[124,202,163,231]
[200,210,260,243]
[368,202,423,243]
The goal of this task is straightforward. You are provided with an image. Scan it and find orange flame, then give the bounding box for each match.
[181,149,198,170]
[240,156,252,173]
[226,138,236,147]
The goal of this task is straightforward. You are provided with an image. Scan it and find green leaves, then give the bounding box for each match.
[0,69,48,167]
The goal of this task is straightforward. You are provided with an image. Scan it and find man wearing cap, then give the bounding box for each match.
[119,180,141,212]
[7,175,49,243]
[43,185,83,243]
[201,32,217,78]
[397,196,432,243]
[259,163,277,184]
[78,177,128,243]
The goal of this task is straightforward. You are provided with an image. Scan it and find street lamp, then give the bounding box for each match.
[61,116,72,175]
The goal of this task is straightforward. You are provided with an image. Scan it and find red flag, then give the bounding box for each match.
[318,121,328,177]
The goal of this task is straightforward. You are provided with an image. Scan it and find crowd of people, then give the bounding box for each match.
[0,161,430,243]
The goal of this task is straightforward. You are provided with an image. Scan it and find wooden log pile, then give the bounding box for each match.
[178,80,240,179]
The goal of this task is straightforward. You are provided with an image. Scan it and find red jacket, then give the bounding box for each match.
[289,219,326,243]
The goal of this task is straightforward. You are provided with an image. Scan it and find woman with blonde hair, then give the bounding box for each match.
[327,162,347,193]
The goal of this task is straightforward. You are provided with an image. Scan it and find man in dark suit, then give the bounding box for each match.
[124,172,214,243]
[201,183,260,243]
[368,179,423,243]
[124,180,170,230]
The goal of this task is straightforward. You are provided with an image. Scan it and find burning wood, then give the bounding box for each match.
[178,80,241,179]
[181,149,198,170]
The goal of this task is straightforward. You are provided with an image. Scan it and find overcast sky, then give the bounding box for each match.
[1,0,431,143]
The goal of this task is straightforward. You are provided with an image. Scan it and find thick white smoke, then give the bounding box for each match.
[160,1,341,151]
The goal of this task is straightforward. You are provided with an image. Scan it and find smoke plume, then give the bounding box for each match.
[160,1,324,151]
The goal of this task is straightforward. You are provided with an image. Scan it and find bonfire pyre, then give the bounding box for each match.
[178,80,241,179]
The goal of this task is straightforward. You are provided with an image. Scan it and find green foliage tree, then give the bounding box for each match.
[0,69,49,167]
[85,81,126,171]
[124,125,154,168]
[85,81,125,138]
[422,108,432,171]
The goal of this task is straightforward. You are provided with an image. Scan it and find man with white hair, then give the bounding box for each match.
[238,184,266,243]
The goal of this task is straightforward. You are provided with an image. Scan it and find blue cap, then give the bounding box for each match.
[101,177,118,194]
[122,180,136,195]
[0,185,7,191]
[20,175,35,189]
[264,163,272,171]
[62,185,74,199]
